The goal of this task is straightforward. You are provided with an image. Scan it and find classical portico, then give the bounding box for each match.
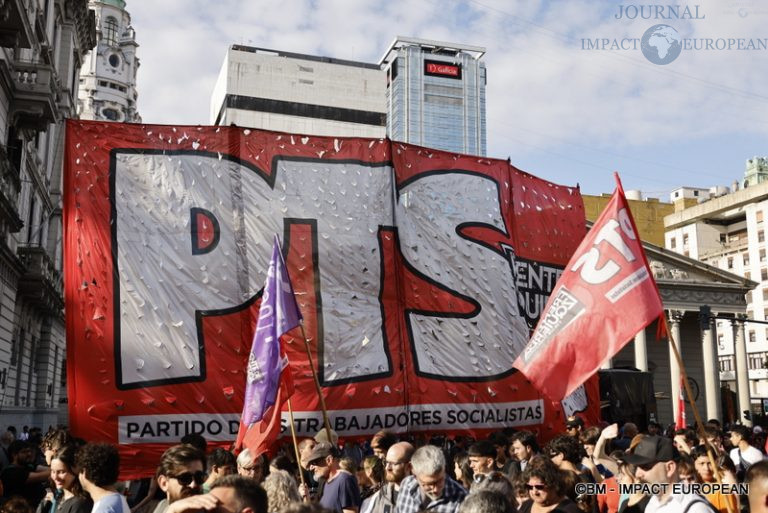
[610,242,755,426]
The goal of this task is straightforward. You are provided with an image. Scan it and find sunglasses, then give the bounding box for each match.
[526,484,547,491]
[172,471,205,486]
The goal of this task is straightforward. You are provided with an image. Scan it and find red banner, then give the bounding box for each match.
[64,121,598,478]
[514,177,664,401]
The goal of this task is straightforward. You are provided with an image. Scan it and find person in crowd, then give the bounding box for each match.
[179,435,207,455]
[614,460,649,513]
[362,442,413,513]
[1,497,34,513]
[370,433,398,461]
[305,443,360,513]
[564,416,584,438]
[698,427,724,456]
[36,445,92,513]
[747,460,768,513]
[487,433,510,473]
[395,445,466,513]
[202,449,237,493]
[76,443,130,513]
[152,444,206,513]
[0,431,14,469]
[458,490,514,513]
[359,457,383,501]
[466,441,496,483]
[677,454,698,484]
[612,424,638,452]
[579,427,610,482]
[517,456,579,513]
[452,453,473,490]
[1,440,49,505]
[40,430,74,466]
[469,471,515,506]
[237,450,266,484]
[646,422,662,436]
[546,436,592,483]
[727,424,765,479]
[508,431,540,478]
[268,455,296,477]
[625,435,713,513]
[209,474,268,513]
[261,469,300,513]
[592,425,619,480]
[18,428,29,443]
[690,445,737,513]
[673,428,698,455]
[715,454,738,485]
[298,439,321,501]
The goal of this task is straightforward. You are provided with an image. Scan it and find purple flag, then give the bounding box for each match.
[241,235,302,426]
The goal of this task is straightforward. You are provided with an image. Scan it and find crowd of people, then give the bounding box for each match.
[0,417,767,513]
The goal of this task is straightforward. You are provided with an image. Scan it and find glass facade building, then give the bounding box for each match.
[379,37,487,156]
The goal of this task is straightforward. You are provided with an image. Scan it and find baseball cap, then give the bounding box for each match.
[565,416,584,428]
[303,442,336,465]
[622,435,676,466]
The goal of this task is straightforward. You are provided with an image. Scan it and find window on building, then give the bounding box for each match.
[745,253,751,266]
[761,249,766,262]
[720,234,727,243]
[749,331,757,343]
[101,108,121,121]
[670,238,676,249]
[758,211,764,223]
[760,231,766,243]
[728,257,734,269]
[108,54,120,68]
[693,190,699,196]
[762,268,767,281]
[103,16,118,46]
[683,234,689,245]
[746,271,752,279]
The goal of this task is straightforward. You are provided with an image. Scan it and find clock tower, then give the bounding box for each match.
[77,0,140,122]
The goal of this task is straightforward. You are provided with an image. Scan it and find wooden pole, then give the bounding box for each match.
[664,313,734,513]
[287,398,309,501]
[298,322,335,445]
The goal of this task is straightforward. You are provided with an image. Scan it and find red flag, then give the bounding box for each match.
[513,173,664,401]
[676,378,687,429]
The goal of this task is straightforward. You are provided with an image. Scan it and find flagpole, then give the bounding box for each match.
[298,322,335,445]
[663,313,734,513]
[286,398,309,501]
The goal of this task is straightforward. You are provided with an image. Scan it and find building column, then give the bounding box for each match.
[634,327,648,372]
[669,310,683,424]
[733,315,752,427]
[701,312,721,421]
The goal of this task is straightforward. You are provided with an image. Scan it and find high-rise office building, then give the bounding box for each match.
[77,0,140,122]
[210,45,386,138]
[379,36,487,156]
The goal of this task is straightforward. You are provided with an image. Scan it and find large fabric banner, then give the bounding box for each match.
[64,121,597,477]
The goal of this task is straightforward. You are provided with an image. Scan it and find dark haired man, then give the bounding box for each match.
[209,474,268,513]
[76,443,130,513]
[1,440,49,505]
[728,425,765,479]
[202,448,236,493]
[153,444,207,513]
[467,441,496,482]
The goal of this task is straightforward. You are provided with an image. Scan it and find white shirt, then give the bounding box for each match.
[645,491,713,513]
[729,445,764,469]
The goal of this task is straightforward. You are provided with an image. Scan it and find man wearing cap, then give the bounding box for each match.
[625,435,715,513]
[564,416,584,437]
[467,441,497,483]
[305,442,361,513]
[362,442,414,513]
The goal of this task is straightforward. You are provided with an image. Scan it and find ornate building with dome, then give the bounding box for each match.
[77,0,139,122]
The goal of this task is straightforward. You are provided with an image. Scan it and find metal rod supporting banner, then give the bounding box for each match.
[298,322,334,445]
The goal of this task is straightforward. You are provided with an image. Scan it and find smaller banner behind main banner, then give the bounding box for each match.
[64,121,597,478]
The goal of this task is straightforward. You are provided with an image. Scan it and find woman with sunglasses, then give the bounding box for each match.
[37,446,92,513]
[517,457,579,513]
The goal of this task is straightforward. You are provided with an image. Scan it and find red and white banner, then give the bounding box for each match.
[64,121,598,477]
[514,176,665,401]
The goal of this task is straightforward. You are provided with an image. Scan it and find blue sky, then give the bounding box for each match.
[128,0,768,198]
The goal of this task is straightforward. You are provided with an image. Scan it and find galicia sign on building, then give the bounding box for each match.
[424,60,461,78]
